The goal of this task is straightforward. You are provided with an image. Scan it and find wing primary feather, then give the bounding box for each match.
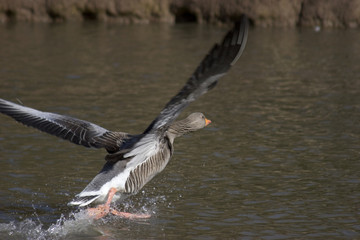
[144,15,249,134]
[0,98,128,152]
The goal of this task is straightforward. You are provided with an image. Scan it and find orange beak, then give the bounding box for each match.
[205,118,211,126]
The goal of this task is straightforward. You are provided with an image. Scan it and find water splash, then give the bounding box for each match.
[0,210,99,240]
[0,194,164,240]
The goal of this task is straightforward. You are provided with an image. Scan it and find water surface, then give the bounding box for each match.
[0,23,360,239]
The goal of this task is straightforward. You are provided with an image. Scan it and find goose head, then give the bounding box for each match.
[167,112,211,142]
[185,112,211,129]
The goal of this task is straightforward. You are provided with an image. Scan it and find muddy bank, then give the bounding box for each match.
[1,0,359,28]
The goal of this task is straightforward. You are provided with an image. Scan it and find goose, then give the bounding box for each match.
[0,15,249,219]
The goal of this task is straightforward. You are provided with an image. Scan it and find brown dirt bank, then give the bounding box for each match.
[0,0,359,28]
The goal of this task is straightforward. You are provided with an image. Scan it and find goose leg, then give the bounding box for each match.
[87,187,117,219]
[87,187,151,219]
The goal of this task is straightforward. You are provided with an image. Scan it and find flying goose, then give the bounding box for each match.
[0,15,249,219]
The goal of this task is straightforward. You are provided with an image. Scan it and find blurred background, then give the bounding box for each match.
[1,0,360,28]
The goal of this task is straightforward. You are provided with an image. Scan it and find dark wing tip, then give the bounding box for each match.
[195,15,249,78]
[0,98,126,151]
[143,17,249,134]
[229,14,249,66]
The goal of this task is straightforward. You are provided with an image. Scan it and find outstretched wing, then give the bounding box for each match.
[144,15,249,134]
[0,98,127,153]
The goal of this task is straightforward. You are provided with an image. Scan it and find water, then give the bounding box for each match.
[0,22,360,239]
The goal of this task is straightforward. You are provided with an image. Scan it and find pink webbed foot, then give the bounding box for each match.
[86,187,151,220]
[87,187,117,219]
[87,204,110,219]
[110,209,151,219]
